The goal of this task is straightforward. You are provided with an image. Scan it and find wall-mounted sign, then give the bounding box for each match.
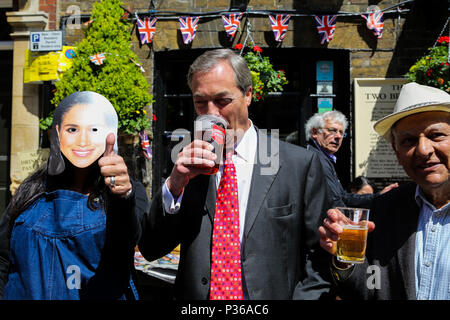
[17,149,50,181]
[24,46,76,83]
[353,78,409,181]
[318,97,333,113]
[30,31,63,52]
[316,61,333,81]
[317,81,333,95]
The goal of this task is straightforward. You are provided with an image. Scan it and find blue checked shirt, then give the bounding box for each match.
[414,186,450,300]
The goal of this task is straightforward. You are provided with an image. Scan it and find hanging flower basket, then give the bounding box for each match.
[233,43,288,102]
[405,36,450,93]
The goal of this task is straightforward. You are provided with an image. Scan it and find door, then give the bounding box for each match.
[152,47,351,193]
[0,49,12,214]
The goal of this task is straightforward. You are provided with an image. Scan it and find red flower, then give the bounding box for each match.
[437,36,450,44]
[234,43,243,50]
[152,113,157,121]
[446,62,450,66]
[252,45,262,53]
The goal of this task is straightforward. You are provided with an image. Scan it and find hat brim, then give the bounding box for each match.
[373,103,450,142]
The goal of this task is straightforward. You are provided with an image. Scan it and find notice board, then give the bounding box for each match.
[353,78,410,185]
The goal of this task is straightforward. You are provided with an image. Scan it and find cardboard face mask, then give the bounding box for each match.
[48,91,118,175]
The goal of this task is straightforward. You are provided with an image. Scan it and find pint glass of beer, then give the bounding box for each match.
[194,114,228,175]
[336,207,370,264]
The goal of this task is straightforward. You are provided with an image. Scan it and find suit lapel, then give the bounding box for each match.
[395,185,420,299]
[243,131,280,238]
[206,174,217,223]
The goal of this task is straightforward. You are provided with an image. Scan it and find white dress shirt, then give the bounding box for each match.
[162,122,257,243]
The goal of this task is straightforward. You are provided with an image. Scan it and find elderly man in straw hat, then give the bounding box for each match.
[318,82,450,300]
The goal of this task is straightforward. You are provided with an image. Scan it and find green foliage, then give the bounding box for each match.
[405,36,450,93]
[234,43,288,102]
[41,0,153,134]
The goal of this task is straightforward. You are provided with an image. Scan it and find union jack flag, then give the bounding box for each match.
[269,14,291,42]
[139,130,152,160]
[179,16,200,44]
[361,12,384,39]
[89,53,106,65]
[221,13,244,39]
[314,15,337,45]
[137,16,157,45]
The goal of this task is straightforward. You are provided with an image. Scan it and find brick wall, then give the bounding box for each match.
[39,0,57,30]
[56,1,448,82]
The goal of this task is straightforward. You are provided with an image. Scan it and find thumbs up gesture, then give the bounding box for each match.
[98,133,132,197]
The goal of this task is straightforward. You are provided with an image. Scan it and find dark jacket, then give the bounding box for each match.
[306,140,375,208]
[331,183,419,299]
[140,131,332,300]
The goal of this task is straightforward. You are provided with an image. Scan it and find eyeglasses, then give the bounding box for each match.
[322,127,347,138]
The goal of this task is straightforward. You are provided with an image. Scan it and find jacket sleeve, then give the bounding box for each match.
[293,152,333,300]
[138,186,184,261]
[101,178,148,273]
[0,206,11,299]
[341,192,375,209]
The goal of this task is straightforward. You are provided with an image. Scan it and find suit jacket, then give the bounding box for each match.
[306,141,375,209]
[140,131,332,300]
[332,183,418,300]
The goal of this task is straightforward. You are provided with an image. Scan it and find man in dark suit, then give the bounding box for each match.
[305,110,397,208]
[139,49,331,300]
[319,82,450,299]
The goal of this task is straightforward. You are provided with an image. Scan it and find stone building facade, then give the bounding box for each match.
[0,0,448,211]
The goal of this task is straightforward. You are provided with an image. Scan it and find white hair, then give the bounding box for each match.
[305,110,348,141]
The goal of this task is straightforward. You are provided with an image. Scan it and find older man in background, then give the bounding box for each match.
[305,110,397,208]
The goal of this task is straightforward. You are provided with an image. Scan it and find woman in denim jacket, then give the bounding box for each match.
[0,91,148,299]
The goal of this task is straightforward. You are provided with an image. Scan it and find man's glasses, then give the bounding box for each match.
[323,127,347,138]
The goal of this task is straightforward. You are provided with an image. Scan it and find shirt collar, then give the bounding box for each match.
[414,185,450,213]
[233,120,257,163]
[313,139,337,163]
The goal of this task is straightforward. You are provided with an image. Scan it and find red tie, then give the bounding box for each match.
[210,152,243,300]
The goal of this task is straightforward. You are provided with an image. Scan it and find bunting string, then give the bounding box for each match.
[88,51,145,72]
[123,0,413,20]
[74,0,413,47]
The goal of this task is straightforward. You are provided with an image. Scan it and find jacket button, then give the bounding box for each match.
[201,277,208,285]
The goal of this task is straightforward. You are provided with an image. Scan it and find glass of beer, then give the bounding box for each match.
[193,114,228,175]
[336,207,370,264]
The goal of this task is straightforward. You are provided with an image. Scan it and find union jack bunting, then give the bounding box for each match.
[221,13,244,39]
[139,130,152,160]
[137,16,157,45]
[89,53,106,65]
[179,16,200,44]
[314,15,337,45]
[361,11,384,39]
[269,14,291,42]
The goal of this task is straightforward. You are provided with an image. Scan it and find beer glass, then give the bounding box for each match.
[336,207,370,264]
[194,114,228,175]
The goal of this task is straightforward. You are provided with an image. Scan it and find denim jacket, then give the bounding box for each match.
[0,183,147,300]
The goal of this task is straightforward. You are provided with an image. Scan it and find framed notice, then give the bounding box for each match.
[17,149,50,180]
[317,97,333,113]
[316,61,333,81]
[353,78,409,180]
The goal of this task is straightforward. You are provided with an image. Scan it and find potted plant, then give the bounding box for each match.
[233,43,288,102]
[405,36,449,93]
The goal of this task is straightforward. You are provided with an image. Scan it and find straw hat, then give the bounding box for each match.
[373,82,450,142]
